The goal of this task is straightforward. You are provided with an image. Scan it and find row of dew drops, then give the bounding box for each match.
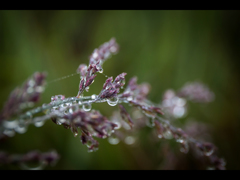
[1,95,214,157]
[1,93,120,137]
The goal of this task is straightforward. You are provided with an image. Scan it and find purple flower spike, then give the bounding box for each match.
[78,79,85,91]
[103,77,113,90]
[76,38,119,97]
[98,73,126,100]
[85,75,97,87]
[114,72,127,84]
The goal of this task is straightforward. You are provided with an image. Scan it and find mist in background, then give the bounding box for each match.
[0,10,240,169]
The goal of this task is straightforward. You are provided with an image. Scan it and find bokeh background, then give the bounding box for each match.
[0,10,240,170]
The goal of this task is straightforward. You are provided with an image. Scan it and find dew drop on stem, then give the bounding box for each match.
[26,112,33,119]
[107,97,119,106]
[204,148,214,156]
[85,86,90,91]
[91,94,97,99]
[163,130,173,139]
[34,120,45,127]
[83,103,91,111]
[176,138,184,144]
[3,120,18,129]
[51,96,55,102]
[74,132,78,137]
[15,119,27,134]
[77,100,82,105]
[98,68,103,73]
[146,118,155,128]
[20,161,45,170]
[3,129,15,137]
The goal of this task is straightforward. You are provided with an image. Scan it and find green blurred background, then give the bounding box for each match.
[0,10,240,170]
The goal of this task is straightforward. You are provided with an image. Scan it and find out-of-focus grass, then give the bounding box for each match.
[0,10,240,169]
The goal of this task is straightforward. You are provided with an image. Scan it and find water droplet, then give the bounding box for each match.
[112,121,121,129]
[86,140,93,148]
[56,120,62,125]
[176,138,184,143]
[98,68,103,73]
[158,134,163,139]
[15,119,27,134]
[67,102,72,106]
[108,137,119,145]
[62,98,68,103]
[3,129,15,137]
[72,101,76,105]
[107,97,118,106]
[91,94,97,99]
[58,95,64,100]
[42,104,49,114]
[27,87,34,94]
[3,120,18,129]
[145,118,155,128]
[28,79,35,87]
[15,126,27,134]
[83,103,91,111]
[57,118,66,125]
[124,136,135,145]
[163,130,173,139]
[60,103,67,108]
[74,132,78,137]
[34,120,44,127]
[85,86,89,92]
[204,149,214,156]
[103,125,114,136]
[51,106,59,112]
[25,112,32,119]
[88,146,99,153]
[201,143,215,156]
[20,161,45,170]
[41,103,47,108]
[69,108,73,113]
[51,96,55,101]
